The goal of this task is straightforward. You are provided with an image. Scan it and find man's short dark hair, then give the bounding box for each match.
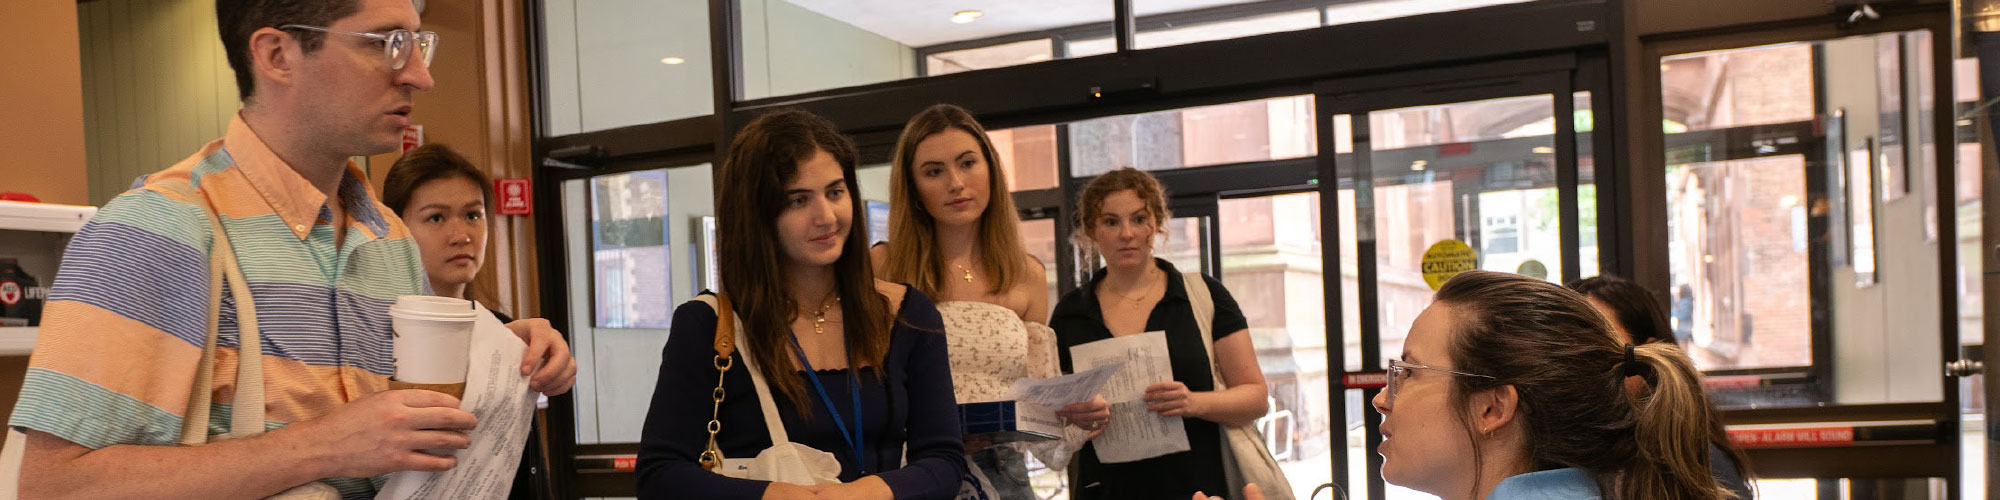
[216,0,363,101]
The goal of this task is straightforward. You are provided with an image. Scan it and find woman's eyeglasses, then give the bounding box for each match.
[1383,359,1494,407]
[279,24,438,71]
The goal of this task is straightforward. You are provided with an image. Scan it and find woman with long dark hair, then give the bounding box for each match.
[637,109,965,499]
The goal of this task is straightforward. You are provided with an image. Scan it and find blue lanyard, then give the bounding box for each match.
[787,334,867,474]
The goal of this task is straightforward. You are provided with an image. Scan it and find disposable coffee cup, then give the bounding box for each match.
[389,295,478,399]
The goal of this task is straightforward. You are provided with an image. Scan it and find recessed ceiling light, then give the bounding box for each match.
[1531,146,1554,154]
[951,10,984,24]
[1410,160,1428,171]
[660,56,686,65]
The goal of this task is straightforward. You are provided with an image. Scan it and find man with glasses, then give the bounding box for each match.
[11,0,572,497]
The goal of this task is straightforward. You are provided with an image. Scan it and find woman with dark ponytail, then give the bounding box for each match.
[1568,275,1753,500]
[1372,271,1728,500]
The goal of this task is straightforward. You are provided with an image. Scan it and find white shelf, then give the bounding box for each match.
[0,200,95,234]
[0,327,35,356]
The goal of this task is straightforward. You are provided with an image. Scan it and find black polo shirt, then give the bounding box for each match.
[1049,258,1250,499]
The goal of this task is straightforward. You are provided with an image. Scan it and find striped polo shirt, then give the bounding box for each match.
[10,113,427,497]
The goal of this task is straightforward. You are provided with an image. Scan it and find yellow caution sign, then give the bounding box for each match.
[1420,239,1478,290]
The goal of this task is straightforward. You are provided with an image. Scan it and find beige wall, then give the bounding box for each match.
[0,0,89,206]
[75,0,239,206]
[366,0,539,319]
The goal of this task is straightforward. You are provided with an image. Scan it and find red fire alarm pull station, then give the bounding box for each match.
[496,178,532,216]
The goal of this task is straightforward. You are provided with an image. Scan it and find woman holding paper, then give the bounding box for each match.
[637,109,965,500]
[383,143,578,499]
[872,104,1111,498]
[1048,167,1272,500]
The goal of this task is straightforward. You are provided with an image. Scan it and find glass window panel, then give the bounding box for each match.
[1160,217,1208,274]
[592,170,672,329]
[1020,218,1060,317]
[1663,32,1947,410]
[741,0,1110,100]
[1666,156,1813,370]
[542,0,712,135]
[855,164,893,246]
[991,125,1061,192]
[1066,36,1115,58]
[1338,94,1568,369]
[574,164,717,444]
[1661,43,1815,133]
[1132,9,1321,50]
[1577,92,1600,279]
[926,38,1052,76]
[1319,0,1537,27]
[1220,192,1327,499]
[1070,95,1317,177]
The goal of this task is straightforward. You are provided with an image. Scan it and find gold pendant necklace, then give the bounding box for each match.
[1104,269,1160,309]
[811,296,840,334]
[955,264,975,283]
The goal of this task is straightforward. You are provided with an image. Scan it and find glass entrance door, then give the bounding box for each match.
[1319,67,1594,500]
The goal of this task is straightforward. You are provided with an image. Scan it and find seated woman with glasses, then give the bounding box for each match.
[1568,275,1753,500]
[1374,271,1729,500]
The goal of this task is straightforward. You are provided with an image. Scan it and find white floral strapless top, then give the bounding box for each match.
[936,301,1060,404]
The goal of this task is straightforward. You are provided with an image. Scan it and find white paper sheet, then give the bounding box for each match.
[376,306,538,500]
[1068,331,1189,463]
[1010,361,1123,411]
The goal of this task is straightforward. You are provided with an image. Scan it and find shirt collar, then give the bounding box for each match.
[223,113,392,241]
[1486,468,1602,500]
[1077,258,1185,322]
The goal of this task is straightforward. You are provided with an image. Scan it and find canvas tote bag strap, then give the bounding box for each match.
[195,196,269,441]
[728,308,792,445]
[1183,272,1228,390]
[176,210,232,446]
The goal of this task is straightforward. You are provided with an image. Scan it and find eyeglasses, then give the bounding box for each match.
[1383,359,1495,408]
[278,24,438,71]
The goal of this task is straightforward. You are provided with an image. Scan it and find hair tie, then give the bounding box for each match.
[1622,344,1639,377]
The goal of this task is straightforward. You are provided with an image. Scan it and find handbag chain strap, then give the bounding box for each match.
[699,293,737,472]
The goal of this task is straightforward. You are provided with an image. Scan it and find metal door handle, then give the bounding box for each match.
[1947,359,1984,377]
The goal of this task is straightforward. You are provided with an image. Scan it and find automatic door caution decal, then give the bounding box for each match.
[1420,239,1478,290]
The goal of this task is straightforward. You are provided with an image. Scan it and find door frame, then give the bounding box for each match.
[1312,54,1594,500]
[1637,11,1966,491]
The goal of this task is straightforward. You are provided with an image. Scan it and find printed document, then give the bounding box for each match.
[1068,331,1189,463]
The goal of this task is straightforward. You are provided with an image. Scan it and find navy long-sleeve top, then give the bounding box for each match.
[636,288,966,500]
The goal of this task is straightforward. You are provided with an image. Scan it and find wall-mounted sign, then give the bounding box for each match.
[496,178,532,216]
[1420,239,1478,290]
[400,125,424,154]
